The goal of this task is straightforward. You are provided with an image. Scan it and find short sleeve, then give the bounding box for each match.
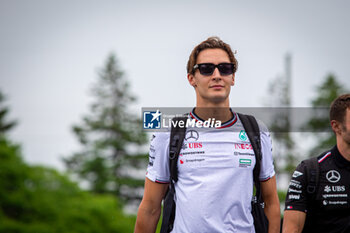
[258,120,276,181]
[284,162,308,212]
[145,132,171,184]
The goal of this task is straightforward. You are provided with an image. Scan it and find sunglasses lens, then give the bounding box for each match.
[196,63,234,76]
[198,64,215,75]
[218,63,234,75]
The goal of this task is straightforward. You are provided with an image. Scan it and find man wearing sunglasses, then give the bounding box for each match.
[135,37,280,233]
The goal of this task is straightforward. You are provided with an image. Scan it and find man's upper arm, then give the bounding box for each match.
[261,175,279,202]
[142,131,171,211]
[282,210,306,233]
[134,178,169,233]
[261,176,281,233]
[284,162,308,212]
[137,177,169,218]
[142,177,169,207]
[257,121,275,181]
[283,162,309,233]
[146,132,171,184]
[135,131,171,233]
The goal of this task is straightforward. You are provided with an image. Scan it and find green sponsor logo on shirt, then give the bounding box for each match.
[239,130,248,141]
[239,159,252,165]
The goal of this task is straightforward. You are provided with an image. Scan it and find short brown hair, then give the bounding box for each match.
[330,93,350,124]
[186,36,238,75]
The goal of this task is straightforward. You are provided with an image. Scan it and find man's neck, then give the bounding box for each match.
[194,104,232,123]
[337,140,350,162]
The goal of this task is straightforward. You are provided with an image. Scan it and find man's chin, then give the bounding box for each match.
[208,95,229,104]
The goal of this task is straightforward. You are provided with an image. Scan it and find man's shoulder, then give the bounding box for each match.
[150,131,171,147]
[299,148,333,166]
[316,149,333,163]
[297,149,333,173]
[256,118,269,133]
[235,112,269,134]
[291,149,334,185]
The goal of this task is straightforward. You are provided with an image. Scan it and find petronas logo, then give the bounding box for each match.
[239,130,248,141]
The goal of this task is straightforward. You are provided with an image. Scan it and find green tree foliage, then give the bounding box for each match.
[0,91,17,135]
[0,92,136,232]
[0,137,136,233]
[305,74,348,156]
[63,54,147,205]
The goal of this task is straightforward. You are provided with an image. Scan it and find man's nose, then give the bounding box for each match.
[211,67,221,80]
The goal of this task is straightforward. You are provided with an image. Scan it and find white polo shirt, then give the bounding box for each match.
[146,110,275,233]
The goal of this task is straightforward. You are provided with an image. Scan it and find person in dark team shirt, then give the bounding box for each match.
[283,94,350,233]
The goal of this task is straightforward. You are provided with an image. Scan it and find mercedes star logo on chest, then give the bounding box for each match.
[326,170,341,183]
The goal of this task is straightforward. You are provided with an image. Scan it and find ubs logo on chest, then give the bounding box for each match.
[188,142,202,149]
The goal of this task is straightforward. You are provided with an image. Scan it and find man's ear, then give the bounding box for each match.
[187,73,197,87]
[231,74,235,86]
[331,120,342,135]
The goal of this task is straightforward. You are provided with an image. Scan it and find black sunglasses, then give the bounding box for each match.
[193,63,235,76]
